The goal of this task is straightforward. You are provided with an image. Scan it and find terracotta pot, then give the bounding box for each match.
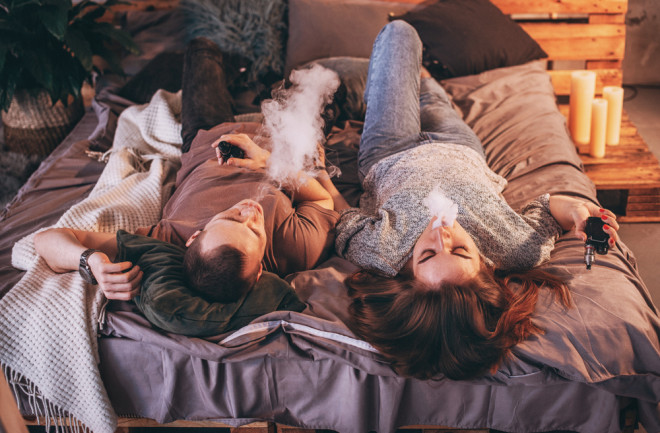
[1,89,84,156]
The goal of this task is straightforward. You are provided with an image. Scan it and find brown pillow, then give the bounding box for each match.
[284,0,416,75]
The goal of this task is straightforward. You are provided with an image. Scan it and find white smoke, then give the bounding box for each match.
[260,64,340,186]
[424,187,458,230]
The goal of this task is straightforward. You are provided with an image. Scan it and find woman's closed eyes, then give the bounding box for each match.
[418,246,470,265]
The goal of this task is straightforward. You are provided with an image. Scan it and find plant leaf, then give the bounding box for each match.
[10,0,43,10]
[0,45,6,73]
[22,48,53,90]
[64,27,93,71]
[79,3,106,22]
[0,58,20,112]
[37,3,68,39]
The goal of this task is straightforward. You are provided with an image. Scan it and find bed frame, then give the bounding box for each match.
[21,0,649,431]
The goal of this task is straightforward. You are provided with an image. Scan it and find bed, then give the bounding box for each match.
[1,0,659,432]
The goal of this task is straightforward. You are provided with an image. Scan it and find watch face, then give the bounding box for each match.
[79,266,97,285]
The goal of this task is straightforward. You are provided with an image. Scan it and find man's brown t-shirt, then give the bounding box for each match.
[137,122,339,277]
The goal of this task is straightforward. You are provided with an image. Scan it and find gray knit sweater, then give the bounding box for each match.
[335,142,563,277]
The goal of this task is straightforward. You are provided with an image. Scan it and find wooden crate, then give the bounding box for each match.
[499,0,660,221]
[557,106,660,222]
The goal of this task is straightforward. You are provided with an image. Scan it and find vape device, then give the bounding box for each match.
[584,216,610,270]
[218,141,245,160]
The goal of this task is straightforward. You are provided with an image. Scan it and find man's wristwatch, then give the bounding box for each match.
[79,248,100,285]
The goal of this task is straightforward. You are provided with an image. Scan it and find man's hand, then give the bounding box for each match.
[549,195,620,247]
[87,252,142,301]
[212,133,270,170]
[34,228,141,300]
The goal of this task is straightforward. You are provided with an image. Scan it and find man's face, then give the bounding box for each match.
[187,199,267,278]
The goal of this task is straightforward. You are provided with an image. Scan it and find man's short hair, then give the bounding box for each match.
[183,233,259,303]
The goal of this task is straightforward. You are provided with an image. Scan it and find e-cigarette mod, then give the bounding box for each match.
[218,141,245,160]
[584,216,610,270]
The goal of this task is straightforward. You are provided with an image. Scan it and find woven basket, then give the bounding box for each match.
[1,89,84,156]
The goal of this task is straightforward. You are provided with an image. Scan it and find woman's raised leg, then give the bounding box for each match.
[419,78,485,159]
[358,20,423,180]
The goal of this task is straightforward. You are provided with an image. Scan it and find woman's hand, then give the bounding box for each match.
[87,252,142,301]
[212,133,270,170]
[549,195,619,247]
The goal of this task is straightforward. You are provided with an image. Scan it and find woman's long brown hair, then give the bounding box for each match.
[346,264,570,380]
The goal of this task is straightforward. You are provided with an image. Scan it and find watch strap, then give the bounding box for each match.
[79,248,100,285]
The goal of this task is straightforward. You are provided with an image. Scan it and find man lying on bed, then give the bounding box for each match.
[34,37,345,304]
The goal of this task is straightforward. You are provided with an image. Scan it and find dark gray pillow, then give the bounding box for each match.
[302,57,369,121]
[394,0,547,79]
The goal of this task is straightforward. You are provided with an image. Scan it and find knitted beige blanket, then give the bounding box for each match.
[0,90,183,433]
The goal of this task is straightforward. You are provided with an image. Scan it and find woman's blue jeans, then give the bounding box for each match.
[358,20,485,181]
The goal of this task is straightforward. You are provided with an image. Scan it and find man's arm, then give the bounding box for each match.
[315,169,350,212]
[34,228,142,301]
[212,133,335,210]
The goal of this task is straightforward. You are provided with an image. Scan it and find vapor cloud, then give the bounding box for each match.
[260,64,340,186]
[424,187,458,230]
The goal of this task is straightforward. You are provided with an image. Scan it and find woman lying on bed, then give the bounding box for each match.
[334,20,621,381]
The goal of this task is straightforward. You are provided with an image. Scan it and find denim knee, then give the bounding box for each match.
[379,20,422,55]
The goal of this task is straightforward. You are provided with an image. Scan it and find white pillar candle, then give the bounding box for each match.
[602,86,624,145]
[590,98,608,158]
[569,70,597,146]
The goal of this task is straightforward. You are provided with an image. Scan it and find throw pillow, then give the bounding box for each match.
[284,0,417,75]
[395,0,547,79]
[116,230,306,337]
[301,57,370,122]
[180,0,287,81]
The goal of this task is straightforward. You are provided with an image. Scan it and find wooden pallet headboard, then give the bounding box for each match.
[491,0,627,97]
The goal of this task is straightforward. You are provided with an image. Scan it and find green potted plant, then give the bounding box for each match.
[0,0,140,155]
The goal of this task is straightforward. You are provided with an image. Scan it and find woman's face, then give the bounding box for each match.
[410,218,481,286]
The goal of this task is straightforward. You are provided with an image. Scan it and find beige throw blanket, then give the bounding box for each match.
[0,90,183,433]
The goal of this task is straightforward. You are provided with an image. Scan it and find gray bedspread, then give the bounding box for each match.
[0,8,658,433]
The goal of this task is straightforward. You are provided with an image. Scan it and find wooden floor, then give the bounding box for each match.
[558,106,660,222]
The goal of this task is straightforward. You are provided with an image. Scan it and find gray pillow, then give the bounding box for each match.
[302,57,369,121]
